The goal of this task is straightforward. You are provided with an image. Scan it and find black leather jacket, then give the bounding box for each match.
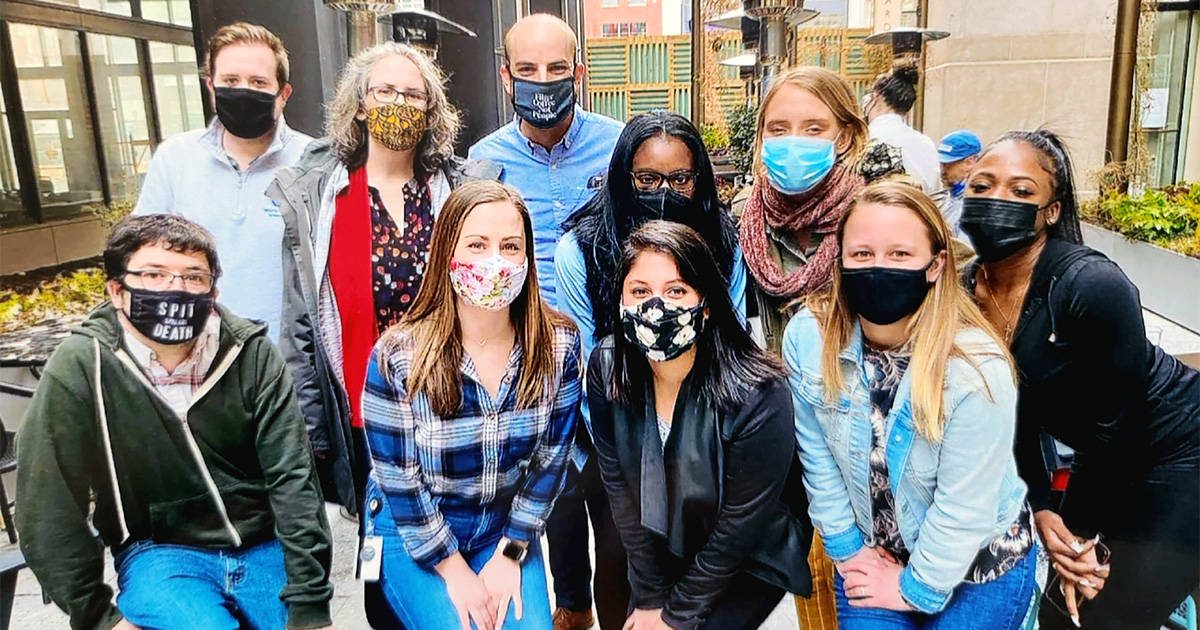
[587,338,812,630]
[967,239,1200,536]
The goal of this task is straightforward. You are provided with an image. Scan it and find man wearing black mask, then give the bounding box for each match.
[134,23,311,344]
[17,214,335,630]
[469,13,624,308]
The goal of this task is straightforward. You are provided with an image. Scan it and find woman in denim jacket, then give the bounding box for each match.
[784,181,1039,629]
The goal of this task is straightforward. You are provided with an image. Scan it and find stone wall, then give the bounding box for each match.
[921,0,1118,195]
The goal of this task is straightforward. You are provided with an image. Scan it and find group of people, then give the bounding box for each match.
[13,12,1199,630]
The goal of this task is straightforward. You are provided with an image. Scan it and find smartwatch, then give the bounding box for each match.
[501,540,527,563]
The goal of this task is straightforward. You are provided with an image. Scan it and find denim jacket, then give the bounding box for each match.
[782,309,1026,613]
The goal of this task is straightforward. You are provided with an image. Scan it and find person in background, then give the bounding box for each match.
[468,14,621,630]
[737,65,869,630]
[861,64,940,193]
[17,215,334,630]
[362,181,580,630]
[135,23,311,343]
[935,129,982,240]
[272,42,499,515]
[961,130,1199,630]
[553,110,748,629]
[469,13,624,306]
[786,181,1038,629]
[589,220,811,630]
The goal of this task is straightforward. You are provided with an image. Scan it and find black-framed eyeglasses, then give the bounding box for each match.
[1041,540,1112,621]
[124,269,216,293]
[631,169,698,193]
[367,85,429,109]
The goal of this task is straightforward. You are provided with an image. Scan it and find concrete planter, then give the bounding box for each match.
[1082,223,1200,333]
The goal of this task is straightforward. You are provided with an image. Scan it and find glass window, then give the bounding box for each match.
[149,41,205,138]
[141,0,193,27]
[88,34,153,202]
[600,0,619,7]
[38,0,133,16]
[1,82,24,228]
[10,23,104,222]
[1142,10,1194,187]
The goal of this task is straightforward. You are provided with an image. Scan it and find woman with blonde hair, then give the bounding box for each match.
[784,181,1039,629]
[272,42,500,515]
[362,180,580,630]
[738,66,869,353]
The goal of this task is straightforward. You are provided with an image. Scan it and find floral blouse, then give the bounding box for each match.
[371,181,433,335]
[863,344,1034,585]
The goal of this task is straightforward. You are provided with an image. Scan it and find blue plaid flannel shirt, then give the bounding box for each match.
[362,326,582,568]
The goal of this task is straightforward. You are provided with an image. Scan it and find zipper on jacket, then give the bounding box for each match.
[113,345,246,547]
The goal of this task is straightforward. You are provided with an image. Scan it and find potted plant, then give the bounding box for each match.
[1081,182,1200,332]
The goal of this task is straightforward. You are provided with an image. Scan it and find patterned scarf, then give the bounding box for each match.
[739,163,863,298]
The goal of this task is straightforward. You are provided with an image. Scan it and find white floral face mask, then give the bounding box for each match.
[620,297,704,362]
[449,255,529,311]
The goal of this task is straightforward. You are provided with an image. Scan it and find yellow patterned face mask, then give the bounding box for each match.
[364,103,427,152]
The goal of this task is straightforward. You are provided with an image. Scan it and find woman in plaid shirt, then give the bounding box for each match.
[362,181,582,630]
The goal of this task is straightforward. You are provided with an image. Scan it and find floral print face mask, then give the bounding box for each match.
[449,255,529,311]
[621,296,705,362]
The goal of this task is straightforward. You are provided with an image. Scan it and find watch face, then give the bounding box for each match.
[503,541,524,561]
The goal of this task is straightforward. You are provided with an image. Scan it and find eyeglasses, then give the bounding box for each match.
[631,169,698,193]
[367,85,429,109]
[124,269,216,293]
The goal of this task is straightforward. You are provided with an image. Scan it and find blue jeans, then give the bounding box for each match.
[835,547,1039,630]
[373,502,552,630]
[114,539,288,630]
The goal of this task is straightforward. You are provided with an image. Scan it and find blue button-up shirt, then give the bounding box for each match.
[134,119,312,343]
[469,107,624,306]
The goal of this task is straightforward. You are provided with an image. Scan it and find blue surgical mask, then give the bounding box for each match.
[761,135,838,195]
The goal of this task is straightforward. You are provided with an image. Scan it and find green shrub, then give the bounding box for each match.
[727,102,757,176]
[701,123,730,154]
[86,198,136,228]
[1083,182,1200,258]
[0,268,107,332]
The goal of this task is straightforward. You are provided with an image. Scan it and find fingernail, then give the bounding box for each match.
[1092,534,1101,544]
[1080,579,1096,588]
[1070,540,1084,553]
[1095,564,1110,572]
[1071,614,1081,627]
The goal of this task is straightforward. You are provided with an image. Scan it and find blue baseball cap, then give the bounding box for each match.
[937,130,982,163]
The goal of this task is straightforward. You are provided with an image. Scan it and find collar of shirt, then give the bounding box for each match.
[869,113,909,134]
[123,311,223,392]
[201,116,294,169]
[516,105,587,158]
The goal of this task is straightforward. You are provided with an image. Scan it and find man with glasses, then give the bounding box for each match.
[17,214,335,630]
[468,13,623,306]
[135,22,311,343]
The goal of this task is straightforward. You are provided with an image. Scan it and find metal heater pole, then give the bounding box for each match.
[1105,0,1140,181]
[691,0,705,125]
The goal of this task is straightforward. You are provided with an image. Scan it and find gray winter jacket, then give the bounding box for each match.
[268,138,501,509]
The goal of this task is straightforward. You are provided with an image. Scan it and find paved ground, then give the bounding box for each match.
[8,310,1197,628]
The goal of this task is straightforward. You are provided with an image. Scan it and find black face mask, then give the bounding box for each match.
[841,262,934,326]
[510,76,575,129]
[959,197,1047,263]
[632,188,693,225]
[214,86,279,139]
[621,297,705,362]
[122,286,215,345]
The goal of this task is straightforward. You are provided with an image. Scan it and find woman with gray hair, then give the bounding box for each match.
[269,42,500,518]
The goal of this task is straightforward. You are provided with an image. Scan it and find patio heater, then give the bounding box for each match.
[323,0,402,55]
[391,8,477,56]
[863,26,948,130]
[742,0,817,90]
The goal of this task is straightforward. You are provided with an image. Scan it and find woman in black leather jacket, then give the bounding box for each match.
[960,129,1199,630]
[588,220,811,630]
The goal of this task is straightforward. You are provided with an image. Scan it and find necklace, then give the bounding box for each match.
[982,266,1027,344]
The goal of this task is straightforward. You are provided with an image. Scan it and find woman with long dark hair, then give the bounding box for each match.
[557,109,745,357]
[961,129,1199,629]
[362,180,581,630]
[590,220,811,630]
[550,110,747,628]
